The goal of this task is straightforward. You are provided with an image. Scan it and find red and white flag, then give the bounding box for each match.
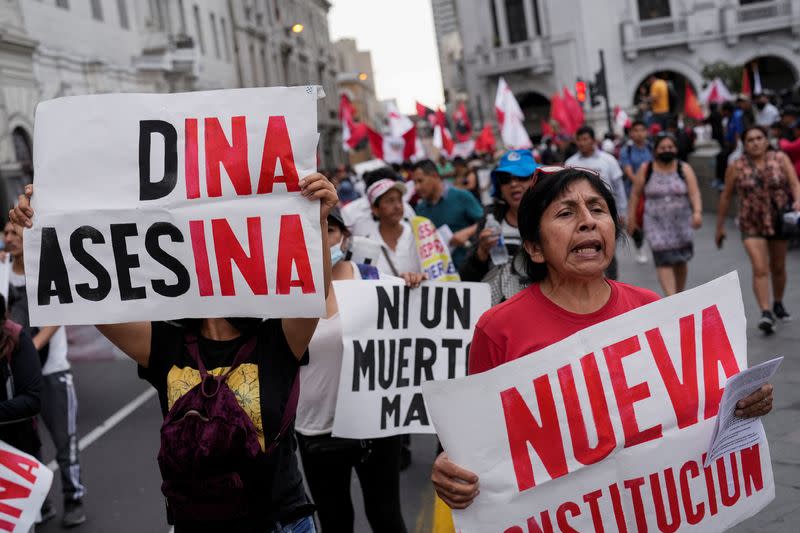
[562,86,585,132]
[494,78,532,149]
[614,106,632,131]
[433,108,456,157]
[475,125,497,154]
[416,101,437,125]
[367,126,416,164]
[339,94,368,151]
[452,102,473,143]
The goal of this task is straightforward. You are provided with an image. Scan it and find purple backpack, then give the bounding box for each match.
[157,332,299,523]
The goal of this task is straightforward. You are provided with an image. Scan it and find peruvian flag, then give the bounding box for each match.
[684,85,704,120]
[494,77,532,149]
[562,86,585,133]
[613,106,632,131]
[367,126,416,164]
[540,119,555,138]
[741,65,752,97]
[699,77,733,104]
[339,94,368,151]
[386,101,415,139]
[753,63,763,95]
[416,101,437,125]
[433,108,455,157]
[475,125,497,154]
[452,102,473,142]
[549,93,573,134]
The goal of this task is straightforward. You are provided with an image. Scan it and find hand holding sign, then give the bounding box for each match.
[299,173,338,221]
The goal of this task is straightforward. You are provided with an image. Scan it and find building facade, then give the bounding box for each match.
[443,0,800,135]
[431,0,467,104]
[0,0,342,211]
[334,38,381,127]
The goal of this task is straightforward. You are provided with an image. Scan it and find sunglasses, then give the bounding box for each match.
[534,165,601,181]
[495,172,534,186]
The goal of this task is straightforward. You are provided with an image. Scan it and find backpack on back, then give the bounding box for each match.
[157,332,299,524]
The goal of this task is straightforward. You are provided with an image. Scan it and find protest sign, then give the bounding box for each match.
[423,272,774,532]
[333,280,490,438]
[25,87,325,326]
[0,440,53,532]
[410,216,460,282]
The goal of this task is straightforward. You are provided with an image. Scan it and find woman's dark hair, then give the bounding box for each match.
[0,294,14,358]
[740,125,768,144]
[653,132,678,151]
[518,168,623,283]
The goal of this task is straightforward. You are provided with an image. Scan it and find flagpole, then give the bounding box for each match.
[599,50,613,134]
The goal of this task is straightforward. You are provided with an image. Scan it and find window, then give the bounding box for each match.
[637,0,671,20]
[118,0,130,29]
[210,13,220,59]
[90,0,103,21]
[221,18,231,60]
[489,1,500,46]
[531,0,542,36]
[505,0,528,43]
[56,0,68,9]
[193,5,205,55]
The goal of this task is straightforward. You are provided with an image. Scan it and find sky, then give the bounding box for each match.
[328,0,444,115]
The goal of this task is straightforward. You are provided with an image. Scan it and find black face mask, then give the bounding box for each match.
[755,102,766,110]
[656,151,677,163]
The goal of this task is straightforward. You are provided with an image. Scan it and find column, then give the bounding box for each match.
[493,0,510,46]
[523,0,537,38]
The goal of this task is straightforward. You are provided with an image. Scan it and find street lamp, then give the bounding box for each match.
[358,72,368,81]
[290,23,304,34]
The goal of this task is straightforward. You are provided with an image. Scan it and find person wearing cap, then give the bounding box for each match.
[453,157,480,201]
[295,208,422,533]
[412,160,484,269]
[365,178,425,277]
[340,167,416,237]
[460,150,536,283]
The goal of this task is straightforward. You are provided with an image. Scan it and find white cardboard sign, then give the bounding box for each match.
[333,280,490,438]
[0,440,53,532]
[25,87,325,325]
[423,273,774,532]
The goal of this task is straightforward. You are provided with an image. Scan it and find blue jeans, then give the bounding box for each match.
[269,516,316,533]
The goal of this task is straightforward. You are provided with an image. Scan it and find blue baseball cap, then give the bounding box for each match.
[491,149,538,180]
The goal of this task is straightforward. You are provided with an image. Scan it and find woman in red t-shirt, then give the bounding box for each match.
[431,167,775,510]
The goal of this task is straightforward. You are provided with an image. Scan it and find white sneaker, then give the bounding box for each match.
[635,250,648,264]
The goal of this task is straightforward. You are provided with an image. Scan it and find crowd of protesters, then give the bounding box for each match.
[1,76,796,533]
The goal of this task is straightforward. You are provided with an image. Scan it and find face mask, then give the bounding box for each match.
[755,102,766,110]
[330,241,345,265]
[656,151,677,163]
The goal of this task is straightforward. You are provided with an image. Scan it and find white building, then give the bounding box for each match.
[431,0,467,104]
[444,0,800,135]
[0,0,341,211]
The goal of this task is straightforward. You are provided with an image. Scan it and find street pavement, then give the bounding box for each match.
[34,214,799,533]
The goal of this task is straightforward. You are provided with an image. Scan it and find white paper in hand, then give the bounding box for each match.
[705,356,783,467]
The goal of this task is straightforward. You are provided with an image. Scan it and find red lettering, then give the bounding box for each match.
[0,450,38,484]
[702,305,741,419]
[649,468,681,532]
[609,483,629,533]
[701,454,719,516]
[623,477,648,532]
[500,377,567,492]
[526,512,553,533]
[504,528,524,533]
[740,444,764,497]
[0,477,31,503]
[257,116,300,194]
[555,502,580,533]
[557,353,615,466]
[582,489,605,533]
[275,214,316,295]
[204,116,252,197]
[679,460,704,525]
[603,336,662,447]
[185,118,200,199]
[211,217,267,296]
[645,315,698,428]
[716,454,741,507]
[0,518,15,532]
[189,220,214,296]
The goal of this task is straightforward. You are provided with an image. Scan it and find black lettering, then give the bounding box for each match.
[381,395,401,430]
[396,338,412,387]
[465,342,472,375]
[110,223,146,301]
[352,339,375,391]
[443,338,463,379]
[376,285,400,329]
[414,338,437,385]
[402,285,410,328]
[37,227,73,305]
[378,339,396,389]
[70,226,111,301]
[403,392,429,426]
[420,286,443,328]
[139,120,178,201]
[446,287,470,329]
[145,222,190,297]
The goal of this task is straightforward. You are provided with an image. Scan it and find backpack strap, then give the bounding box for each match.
[264,372,299,455]
[644,160,654,184]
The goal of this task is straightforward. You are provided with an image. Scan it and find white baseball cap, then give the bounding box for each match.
[366,179,407,205]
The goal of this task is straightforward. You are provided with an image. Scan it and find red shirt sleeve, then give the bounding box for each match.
[468,324,504,375]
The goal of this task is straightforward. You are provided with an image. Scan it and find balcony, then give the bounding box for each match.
[723,0,797,43]
[621,16,689,58]
[473,39,552,77]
